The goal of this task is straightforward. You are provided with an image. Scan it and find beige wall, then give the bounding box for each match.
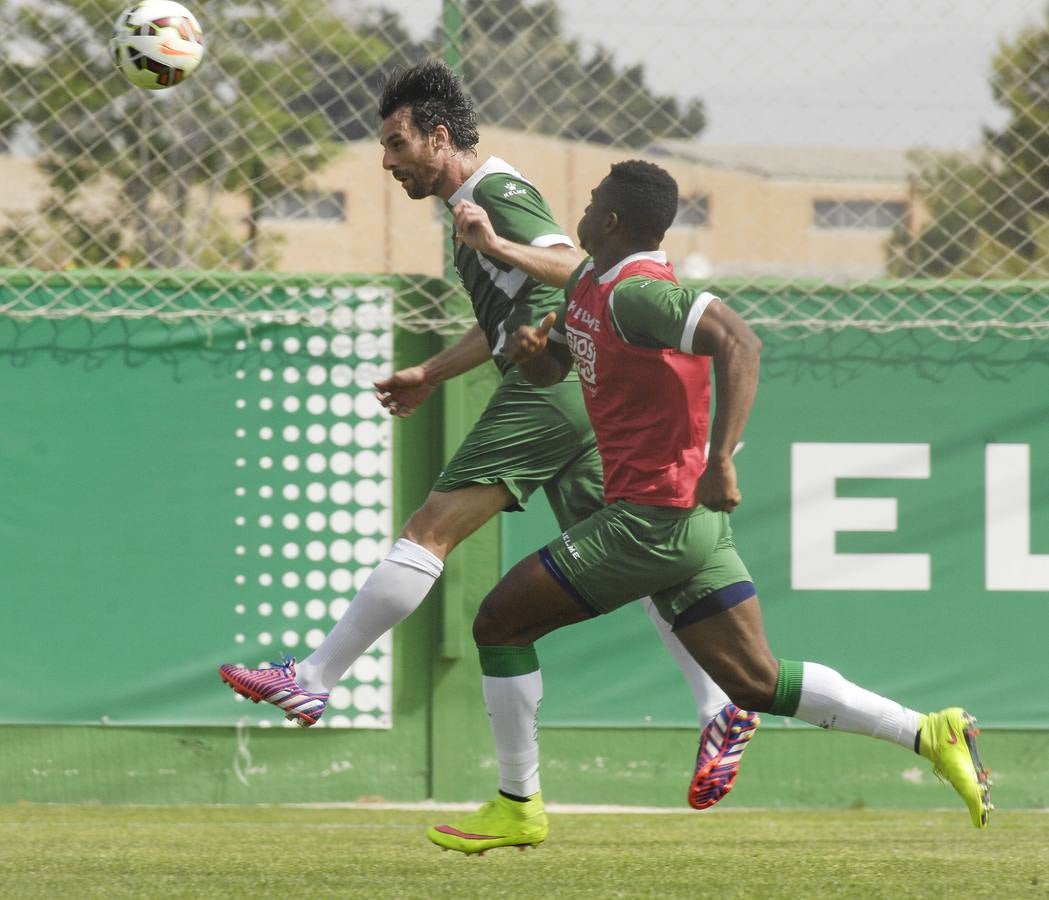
[0,131,912,279]
[264,127,912,280]
[0,157,49,220]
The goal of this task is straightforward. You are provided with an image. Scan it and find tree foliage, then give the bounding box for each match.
[304,10,429,141]
[0,0,393,269]
[451,0,704,147]
[306,0,706,147]
[889,4,1049,278]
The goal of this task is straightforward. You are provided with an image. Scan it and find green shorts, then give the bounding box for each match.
[540,500,754,625]
[434,368,605,529]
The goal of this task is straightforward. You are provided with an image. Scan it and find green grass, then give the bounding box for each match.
[1,804,1046,899]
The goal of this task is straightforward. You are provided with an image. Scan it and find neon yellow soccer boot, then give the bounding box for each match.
[917,707,992,828]
[427,792,549,854]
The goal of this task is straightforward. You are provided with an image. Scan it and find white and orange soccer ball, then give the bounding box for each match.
[110,1,204,90]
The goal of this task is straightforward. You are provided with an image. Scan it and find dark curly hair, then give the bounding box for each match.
[605,160,679,243]
[378,59,480,152]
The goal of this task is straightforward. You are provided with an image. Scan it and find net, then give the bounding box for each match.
[3,268,1046,342]
[1,0,1047,339]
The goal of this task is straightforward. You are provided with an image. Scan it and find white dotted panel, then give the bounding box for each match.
[231,287,395,730]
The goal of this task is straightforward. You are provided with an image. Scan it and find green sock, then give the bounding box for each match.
[477,644,539,677]
[769,659,804,717]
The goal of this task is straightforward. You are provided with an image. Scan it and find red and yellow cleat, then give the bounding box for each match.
[427,793,548,855]
[918,707,992,828]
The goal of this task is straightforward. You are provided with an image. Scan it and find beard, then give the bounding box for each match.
[403,180,431,200]
[397,164,441,200]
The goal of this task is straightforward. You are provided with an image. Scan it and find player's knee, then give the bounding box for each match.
[472,603,508,646]
[399,502,453,555]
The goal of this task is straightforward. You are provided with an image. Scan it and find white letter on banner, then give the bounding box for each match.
[791,443,931,591]
[985,444,1049,591]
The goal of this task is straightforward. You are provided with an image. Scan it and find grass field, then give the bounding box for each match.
[1,804,1046,899]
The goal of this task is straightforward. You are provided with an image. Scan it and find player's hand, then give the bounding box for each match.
[452,200,501,255]
[696,457,742,512]
[374,366,434,418]
[507,312,556,364]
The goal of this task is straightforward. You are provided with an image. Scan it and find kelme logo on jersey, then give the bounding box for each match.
[567,301,601,333]
[502,181,527,199]
[565,325,597,392]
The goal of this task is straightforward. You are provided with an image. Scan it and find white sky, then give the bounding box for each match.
[369,0,1043,149]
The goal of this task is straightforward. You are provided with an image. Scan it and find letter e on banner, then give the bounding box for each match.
[791,442,930,591]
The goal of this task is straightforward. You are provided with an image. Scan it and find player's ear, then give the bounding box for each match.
[606,210,620,233]
[432,124,451,150]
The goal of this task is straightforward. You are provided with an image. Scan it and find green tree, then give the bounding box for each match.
[300,0,705,147]
[988,4,1049,221]
[0,0,394,270]
[890,4,1049,277]
[304,10,429,141]
[448,0,705,147]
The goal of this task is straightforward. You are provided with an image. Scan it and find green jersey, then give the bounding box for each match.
[447,157,574,375]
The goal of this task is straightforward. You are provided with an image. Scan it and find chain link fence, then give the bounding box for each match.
[1,0,1047,338]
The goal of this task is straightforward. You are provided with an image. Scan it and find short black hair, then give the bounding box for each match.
[378,59,480,152]
[605,160,679,243]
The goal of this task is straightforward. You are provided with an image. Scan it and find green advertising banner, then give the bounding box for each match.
[5,272,1046,740]
[507,328,1049,730]
[0,275,397,728]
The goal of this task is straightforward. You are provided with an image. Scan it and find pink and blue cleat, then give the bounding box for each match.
[218,657,329,727]
[688,704,760,810]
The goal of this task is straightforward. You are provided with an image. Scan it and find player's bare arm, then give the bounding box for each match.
[507,312,572,387]
[375,323,492,417]
[691,301,762,512]
[452,200,582,288]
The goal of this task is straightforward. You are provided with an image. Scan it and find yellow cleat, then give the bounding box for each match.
[427,792,549,854]
[918,708,992,828]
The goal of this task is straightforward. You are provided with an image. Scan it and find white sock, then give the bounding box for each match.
[295,539,443,693]
[640,596,729,725]
[483,672,543,798]
[794,661,921,750]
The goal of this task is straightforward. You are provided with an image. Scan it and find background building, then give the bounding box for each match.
[0,133,917,281]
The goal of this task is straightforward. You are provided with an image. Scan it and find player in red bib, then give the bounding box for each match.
[561,252,714,507]
[427,160,990,853]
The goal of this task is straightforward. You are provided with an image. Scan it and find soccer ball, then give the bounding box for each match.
[110,1,204,90]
